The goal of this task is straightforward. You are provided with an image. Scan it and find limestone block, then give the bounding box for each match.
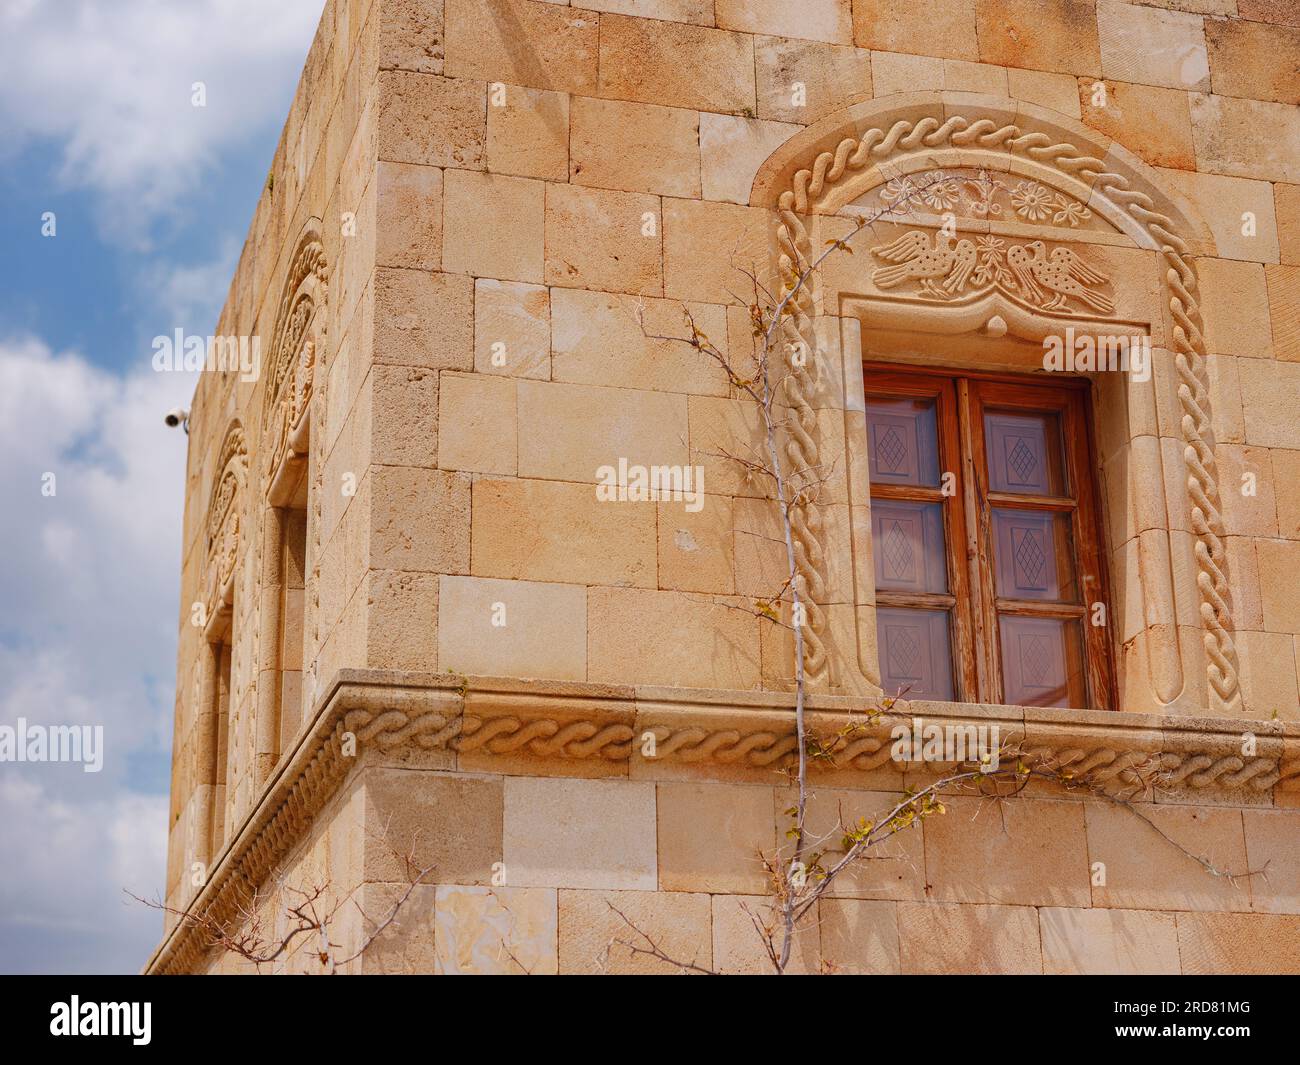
[434,885,559,974]
[438,372,518,475]
[1237,631,1300,720]
[976,0,1102,78]
[1195,257,1272,358]
[687,394,767,499]
[851,0,978,61]
[474,279,551,380]
[715,0,852,46]
[363,569,439,671]
[712,893,821,974]
[1078,79,1195,170]
[819,898,901,974]
[443,169,545,284]
[377,70,485,169]
[1086,802,1251,912]
[356,882,438,975]
[437,575,587,680]
[470,476,657,587]
[1177,912,1300,974]
[657,781,777,893]
[776,786,927,901]
[1266,265,1300,362]
[1244,810,1300,915]
[753,37,869,126]
[362,768,503,884]
[557,888,713,974]
[374,267,474,368]
[1239,359,1300,448]
[444,0,598,95]
[376,160,442,270]
[570,96,700,198]
[700,113,802,205]
[1224,536,1263,632]
[1097,0,1209,90]
[573,0,713,26]
[1039,907,1180,974]
[923,795,1091,907]
[1271,450,1300,538]
[1277,183,1300,265]
[504,777,657,889]
[1205,352,1245,445]
[1204,17,1300,106]
[588,586,762,689]
[544,183,663,296]
[1007,68,1083,119]
[1159,168,1279,265]
[379,0,445,76]
[657,494,736,595]
[1214,444,1278,538]
[1190,93,1300,184]
[550,288,730,395]
[370,364,438,469]
[486,85,569,182]
[597,14,756,113]
[898,902,1042,974]
[370,465,471,573]
[516,379,689,483]
[944,60,1008,96]
[871,51,944,98]
[662,197,774,304]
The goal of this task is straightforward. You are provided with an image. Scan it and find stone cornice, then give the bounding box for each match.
[145,669,1300,974]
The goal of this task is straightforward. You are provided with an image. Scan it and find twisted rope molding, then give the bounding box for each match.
[149,679,1299,974]
[319,704,1300,799]
[773,113,1239,710]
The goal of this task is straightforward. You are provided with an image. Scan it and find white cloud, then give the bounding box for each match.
[140,237,241,337]
[0,336,198,972]
[0,0,325,244]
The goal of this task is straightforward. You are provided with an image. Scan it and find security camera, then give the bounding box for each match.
[164,407,190,433]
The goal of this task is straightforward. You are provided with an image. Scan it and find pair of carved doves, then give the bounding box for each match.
[871,231,1114,314]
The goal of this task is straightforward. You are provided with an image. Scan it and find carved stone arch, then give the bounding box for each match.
[262,217,329,505]
[204,419,249,639]
[750,92,1240,715]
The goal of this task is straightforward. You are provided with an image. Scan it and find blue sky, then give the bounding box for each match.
[0,0,326,974]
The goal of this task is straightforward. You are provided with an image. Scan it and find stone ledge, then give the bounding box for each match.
[145,668,1300,974]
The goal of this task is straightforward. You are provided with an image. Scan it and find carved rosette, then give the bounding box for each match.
[773,109,1240,710]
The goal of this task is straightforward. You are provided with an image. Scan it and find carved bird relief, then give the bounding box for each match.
[1011,240,1115,314]
[871,231,977,298]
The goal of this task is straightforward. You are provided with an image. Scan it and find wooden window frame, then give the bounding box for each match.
[864,363,1116,710]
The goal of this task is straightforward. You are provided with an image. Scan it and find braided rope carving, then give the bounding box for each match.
[774,113,1238,708]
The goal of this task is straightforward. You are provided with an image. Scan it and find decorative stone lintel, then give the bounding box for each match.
[145,668,1300,974]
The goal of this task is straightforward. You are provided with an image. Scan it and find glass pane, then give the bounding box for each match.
[877,608,954,701]
[871,499,948,593]
[984,409,1066,496]
[866,397,940,487]
[991,508,1077,601]
[998,616,1086,708]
